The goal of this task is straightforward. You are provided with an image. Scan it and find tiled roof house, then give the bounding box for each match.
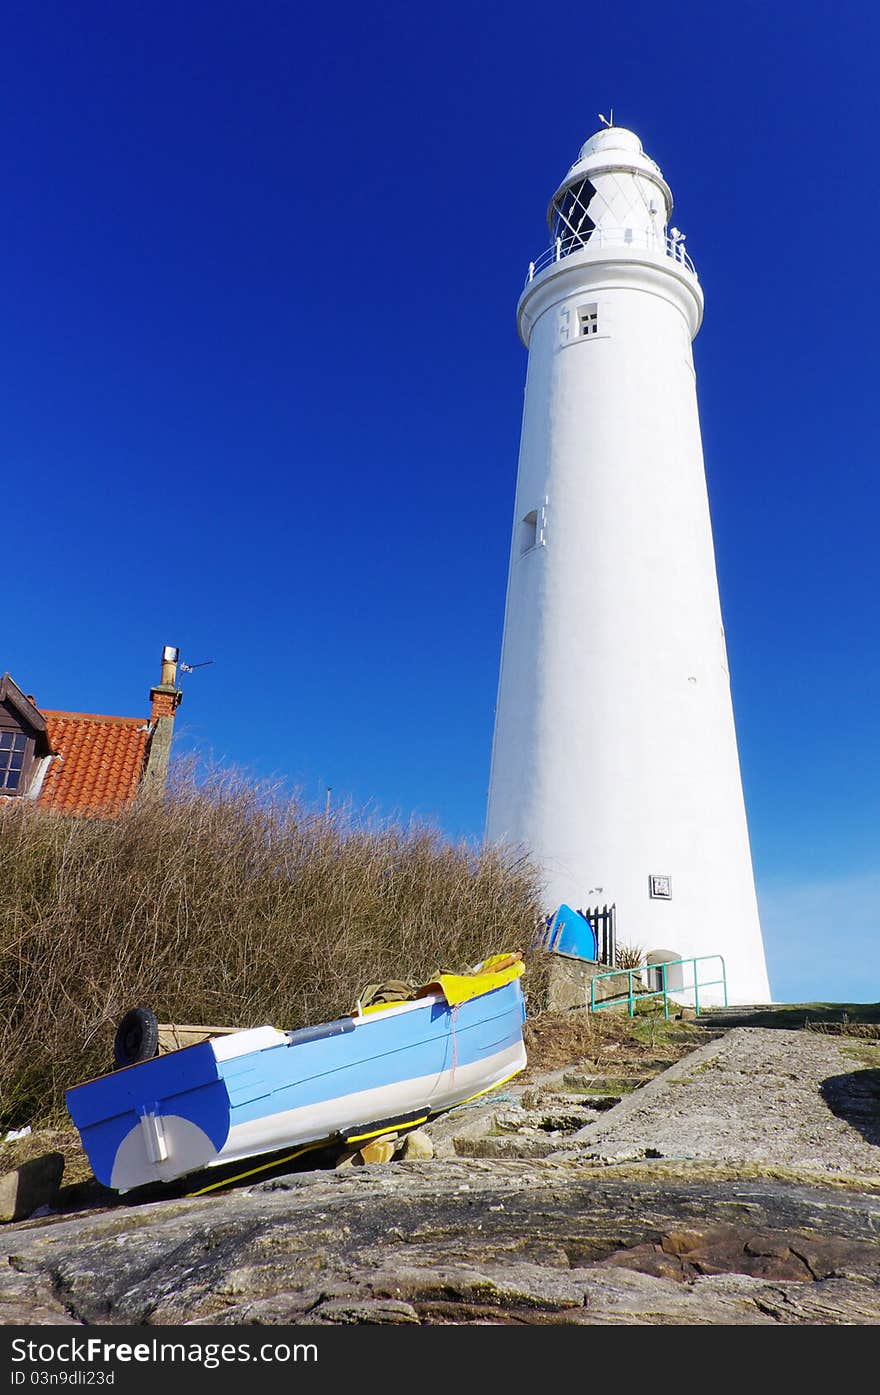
[0,647,182,817]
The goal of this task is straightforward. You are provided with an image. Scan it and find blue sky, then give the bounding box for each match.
[4,2,878,1003]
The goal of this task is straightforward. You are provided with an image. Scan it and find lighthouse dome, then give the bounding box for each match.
[577,126,644,160]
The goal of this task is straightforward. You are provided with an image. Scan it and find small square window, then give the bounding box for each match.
[578,304,598,336]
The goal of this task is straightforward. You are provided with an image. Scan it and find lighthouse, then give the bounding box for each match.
[486,123,771,1006]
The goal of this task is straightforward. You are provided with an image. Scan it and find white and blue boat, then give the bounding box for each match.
[66,953,527,1193]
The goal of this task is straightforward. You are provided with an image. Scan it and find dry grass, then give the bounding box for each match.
[522,1006,703,1077]
[805,1022,880,1039]
[0,1127,93,1190]
[0,764,544,1130]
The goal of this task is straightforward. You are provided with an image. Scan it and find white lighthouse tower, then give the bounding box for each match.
[486,123,771,1006]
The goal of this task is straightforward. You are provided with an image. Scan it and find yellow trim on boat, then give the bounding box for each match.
[345,1114,429,1144]
[185,1137,330,1196]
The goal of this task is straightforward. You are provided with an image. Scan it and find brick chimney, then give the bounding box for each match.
[143,646,182,794]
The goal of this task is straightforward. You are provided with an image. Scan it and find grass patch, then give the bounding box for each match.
[0,764,544,1130]
[799,1003,880,1022]
[685,1059,724,1077]
[714,1003,880,1028]
[0,1127,93,1189]
[522,1008,701,1080]
[806,1022,880,1039]
[836,1042,880,1070]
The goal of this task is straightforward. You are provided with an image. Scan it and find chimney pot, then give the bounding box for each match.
[159,645,179,688]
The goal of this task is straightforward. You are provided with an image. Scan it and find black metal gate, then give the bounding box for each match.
[577,903,617,967]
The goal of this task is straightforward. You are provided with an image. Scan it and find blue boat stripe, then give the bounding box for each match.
[224,981,523,1127]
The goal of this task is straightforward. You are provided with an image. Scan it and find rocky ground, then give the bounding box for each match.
[1,1015,879,1326]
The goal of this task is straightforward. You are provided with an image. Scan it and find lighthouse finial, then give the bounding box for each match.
[598,110,614,128]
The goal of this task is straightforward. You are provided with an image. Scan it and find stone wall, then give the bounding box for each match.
[547,953,645,1012]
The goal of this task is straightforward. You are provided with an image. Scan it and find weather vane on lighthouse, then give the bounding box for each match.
[485,121,771,1007]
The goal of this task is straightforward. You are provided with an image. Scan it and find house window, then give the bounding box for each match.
[578,304,598,337]
[0,731,28,793]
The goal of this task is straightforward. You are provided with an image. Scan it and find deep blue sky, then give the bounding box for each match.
[5,2,878,1002]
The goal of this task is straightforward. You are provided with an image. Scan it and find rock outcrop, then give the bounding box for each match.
[2,1166,879,1325]
[1,1026,878,1325]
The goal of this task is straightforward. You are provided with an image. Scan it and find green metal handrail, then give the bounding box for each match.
[588,954,727,1019]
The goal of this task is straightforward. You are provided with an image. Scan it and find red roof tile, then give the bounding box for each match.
[37,711,150,817]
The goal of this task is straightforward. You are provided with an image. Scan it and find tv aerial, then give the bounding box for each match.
[179,658,215,674]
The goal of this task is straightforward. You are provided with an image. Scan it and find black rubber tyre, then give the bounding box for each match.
[113,1007,160,1069]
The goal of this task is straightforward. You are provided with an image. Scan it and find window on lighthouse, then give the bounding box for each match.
[578,304,598,337]
[519,510,538,554]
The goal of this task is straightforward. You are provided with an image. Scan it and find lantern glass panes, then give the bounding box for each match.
[551,179,596,254]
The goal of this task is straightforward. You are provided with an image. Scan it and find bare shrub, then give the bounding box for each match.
[0,764,543,1128]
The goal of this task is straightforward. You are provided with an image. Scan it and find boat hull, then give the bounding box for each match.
[67,976,527,1191]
